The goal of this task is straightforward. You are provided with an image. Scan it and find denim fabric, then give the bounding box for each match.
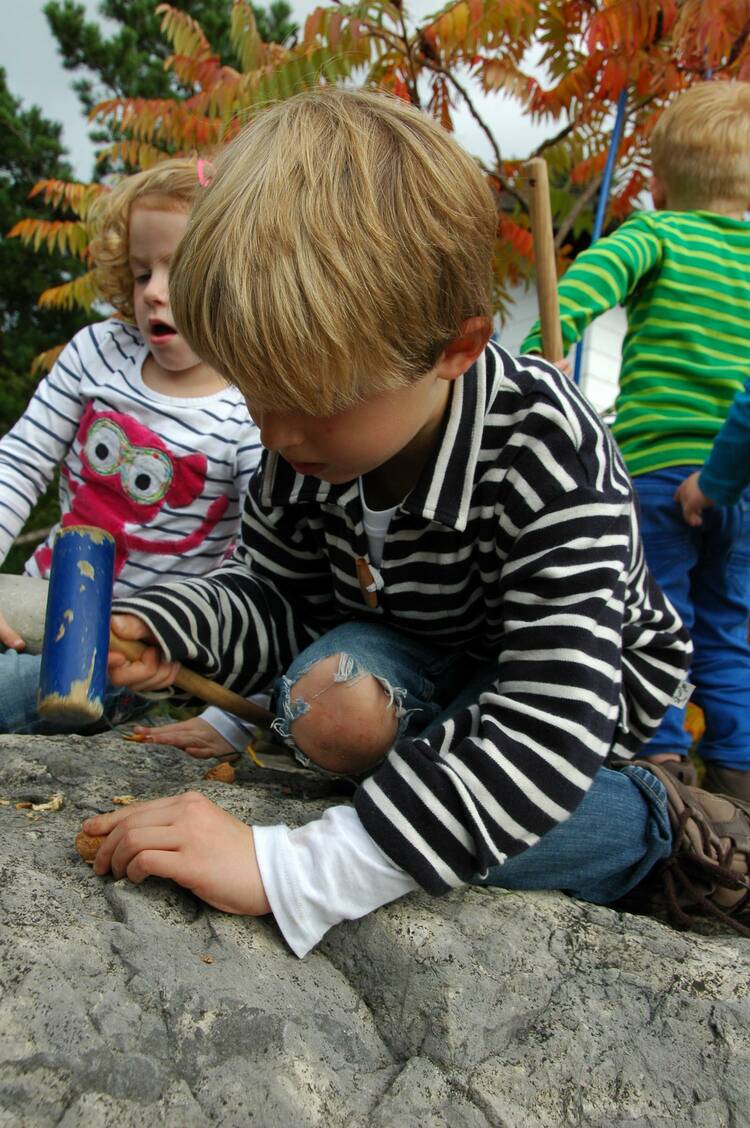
[0,647,149,735]
[633,466,750,769]
[478,764,672,904]
[273,620,673,905]
[274,620,485,748]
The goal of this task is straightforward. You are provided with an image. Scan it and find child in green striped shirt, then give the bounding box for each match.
[521,81,750,801]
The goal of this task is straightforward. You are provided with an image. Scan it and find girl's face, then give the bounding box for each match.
[129,203,209,380]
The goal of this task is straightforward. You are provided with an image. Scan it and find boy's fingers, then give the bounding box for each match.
[109,827,181,880]
[83,794,182,835]
[133,724,194,746]
[87,798,186,874]
[126,849,187,886]
[111,614,155,642]
[108,653,180,691]
[83,806,133,836]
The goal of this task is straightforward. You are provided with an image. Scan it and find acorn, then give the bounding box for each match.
[74,831,106,863]
[203,761,236,783]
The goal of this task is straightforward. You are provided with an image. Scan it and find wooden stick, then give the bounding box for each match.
[524,158,563,362]
[110,633,273,726]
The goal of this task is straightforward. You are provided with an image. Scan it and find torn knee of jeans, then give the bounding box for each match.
[271,652,408,748]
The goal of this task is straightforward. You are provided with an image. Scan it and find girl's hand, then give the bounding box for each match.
[674,471,714,527]
[108,613,181,691]
[0,610,24,651]
[131,717,236,760]
[81,792,271,916]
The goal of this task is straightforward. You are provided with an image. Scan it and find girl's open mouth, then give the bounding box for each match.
[149,320,177,341]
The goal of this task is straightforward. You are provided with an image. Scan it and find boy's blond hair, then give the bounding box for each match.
[88,158,203,320]
[170,88,497,415]
[651,81,750,212]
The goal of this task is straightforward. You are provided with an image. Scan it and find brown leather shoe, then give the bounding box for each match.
[702,763,750,804]
[627,761,750,937]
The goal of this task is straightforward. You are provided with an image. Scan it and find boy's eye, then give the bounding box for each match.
[133,272,150,284]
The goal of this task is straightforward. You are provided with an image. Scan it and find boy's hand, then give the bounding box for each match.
[674,471,714,527]
[0,610,25,651]
[108,613,181,692]
[131,717,235,760]
[81,792,271,916]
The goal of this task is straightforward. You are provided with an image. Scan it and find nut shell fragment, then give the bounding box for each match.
[203,761,236,783]
[75,831,106,862]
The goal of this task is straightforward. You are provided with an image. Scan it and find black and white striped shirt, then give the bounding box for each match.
[116,343,690,890]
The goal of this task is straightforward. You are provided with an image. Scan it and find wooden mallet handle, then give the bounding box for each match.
[524,158,564,362]
[110,633,273,726]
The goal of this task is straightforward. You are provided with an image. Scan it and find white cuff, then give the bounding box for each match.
[199,707,254,753]
[253,805,419,958]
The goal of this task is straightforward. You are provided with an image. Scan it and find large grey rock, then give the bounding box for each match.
[0,732,749,1127]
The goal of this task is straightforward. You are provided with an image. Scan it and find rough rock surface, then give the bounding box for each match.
[1,731,749,1128]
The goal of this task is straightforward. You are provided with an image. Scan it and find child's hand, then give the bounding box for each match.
[109,613,181,692]
[131,717,236,759]
[81,792,271,916]
[0,610,25,651]
[674,471,714,527]
[554,357,572,376]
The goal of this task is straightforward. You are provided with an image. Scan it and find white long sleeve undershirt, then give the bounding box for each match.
[253,805,419,957]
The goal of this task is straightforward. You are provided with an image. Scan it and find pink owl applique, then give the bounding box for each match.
[34,403,229,576]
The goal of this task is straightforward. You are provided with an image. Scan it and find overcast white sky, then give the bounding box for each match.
[0,0,555,180]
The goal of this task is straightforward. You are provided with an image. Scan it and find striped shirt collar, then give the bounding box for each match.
[260,345,497,532]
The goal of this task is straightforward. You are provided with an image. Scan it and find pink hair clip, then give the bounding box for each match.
[197,158,215,187]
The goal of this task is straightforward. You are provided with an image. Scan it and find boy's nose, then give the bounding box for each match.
[258,412,304,452]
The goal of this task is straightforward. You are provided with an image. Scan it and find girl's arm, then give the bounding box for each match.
[0,331,89,564]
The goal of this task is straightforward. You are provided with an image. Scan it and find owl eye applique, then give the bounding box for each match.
[121,449,173,504]
[84,418,127,475]
[82,417,174,504]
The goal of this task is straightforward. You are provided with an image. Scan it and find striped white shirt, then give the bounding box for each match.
[116,343,690,889]
[0,319,261,595]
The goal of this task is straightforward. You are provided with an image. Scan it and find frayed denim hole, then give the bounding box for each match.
[371,674,425,741]
[270,655,368,748]
[270,674,311,745]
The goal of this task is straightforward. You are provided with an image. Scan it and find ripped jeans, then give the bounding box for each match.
[271,621,673,906]
[273,620,474,764]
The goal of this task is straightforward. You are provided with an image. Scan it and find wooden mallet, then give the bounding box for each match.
[37,525,272,727]
[524,158,564,362]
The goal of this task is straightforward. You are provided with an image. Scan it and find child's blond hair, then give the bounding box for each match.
[651,81,750,212]
[170,88,497,415]
[88,158,203,320]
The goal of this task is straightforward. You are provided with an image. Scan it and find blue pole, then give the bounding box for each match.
[572,89,628,384]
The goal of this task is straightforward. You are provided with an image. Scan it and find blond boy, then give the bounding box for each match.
[81,90,750,955]
[522,81,750,802]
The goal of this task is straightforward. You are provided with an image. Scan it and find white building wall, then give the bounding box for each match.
[496,285,626,417]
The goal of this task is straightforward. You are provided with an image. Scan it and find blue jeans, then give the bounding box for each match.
[272,621,673,906]
[633,466,750,769]
[0,648,149,734]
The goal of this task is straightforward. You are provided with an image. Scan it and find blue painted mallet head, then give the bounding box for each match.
[37,525,116,726]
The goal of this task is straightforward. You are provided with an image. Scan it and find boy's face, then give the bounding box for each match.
[246,317,492,494]
[129,204,205,375]
[249,369,452,489]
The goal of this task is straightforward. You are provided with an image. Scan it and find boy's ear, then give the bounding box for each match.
[434,316,493,382]
[650,173,667,210]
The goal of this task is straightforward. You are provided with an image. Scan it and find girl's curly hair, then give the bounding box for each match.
[88,158,204,320]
